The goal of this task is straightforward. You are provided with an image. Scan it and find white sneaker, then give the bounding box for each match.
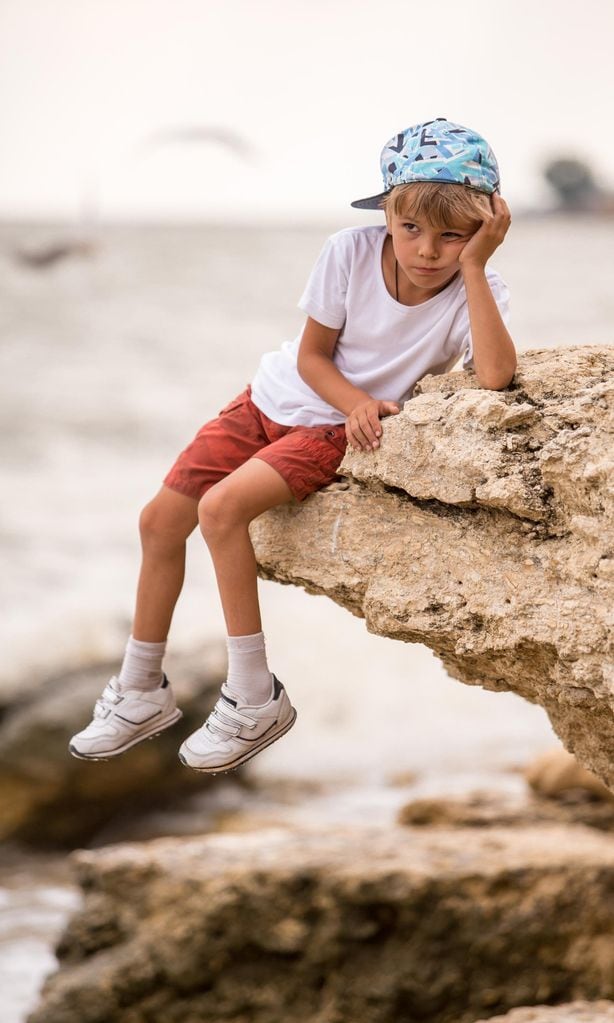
[69,674,183,760]
[178,675,297,774]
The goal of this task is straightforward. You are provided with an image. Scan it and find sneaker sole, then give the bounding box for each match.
[177,707,297,774]
[68,708,184,761]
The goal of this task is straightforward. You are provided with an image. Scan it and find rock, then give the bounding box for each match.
[27,823,614,1023]
[250,347,614,790]
[472,1001,614,1022]
[397,789,614,831]
[524,749,614,802]
[0,643,230,848]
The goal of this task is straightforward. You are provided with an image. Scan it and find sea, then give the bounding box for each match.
[1,213,613,1021]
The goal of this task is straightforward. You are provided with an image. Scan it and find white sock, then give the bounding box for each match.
[225,631,274,706]
[117,636,166,691]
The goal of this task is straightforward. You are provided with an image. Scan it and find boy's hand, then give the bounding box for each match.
[458,193,511,271]
[346,398,401,451]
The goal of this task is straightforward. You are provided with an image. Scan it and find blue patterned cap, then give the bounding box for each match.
[351,118,500,209]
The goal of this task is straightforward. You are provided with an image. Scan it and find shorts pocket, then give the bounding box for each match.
[319,426,348,452]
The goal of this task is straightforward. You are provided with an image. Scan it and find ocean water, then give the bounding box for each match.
[1,214,613,1021]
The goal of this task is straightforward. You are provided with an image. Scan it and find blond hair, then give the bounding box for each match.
[381,181,494,230]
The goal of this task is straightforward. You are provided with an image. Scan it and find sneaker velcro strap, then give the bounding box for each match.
[94,686,123,718]
[206,700,257,737]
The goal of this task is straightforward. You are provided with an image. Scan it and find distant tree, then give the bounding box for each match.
[543,158,600,210]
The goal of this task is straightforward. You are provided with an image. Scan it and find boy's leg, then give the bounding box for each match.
[133,485,200,642]
[109,485,200,693]
[69,486,199,758]
[197,457,294,636]
[179,457,297,773]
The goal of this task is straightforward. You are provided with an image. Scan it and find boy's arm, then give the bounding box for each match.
[459,194,517,390]
[297,317,400,451]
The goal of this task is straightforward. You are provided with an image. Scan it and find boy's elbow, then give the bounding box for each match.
[477,371,516,390]
[297,348,327,386]
[475,356,517,391]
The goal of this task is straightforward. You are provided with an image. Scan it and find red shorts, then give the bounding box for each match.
[163,385,348,503]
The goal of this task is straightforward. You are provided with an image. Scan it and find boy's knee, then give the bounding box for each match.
[198,484,245,540]
[139,495,192,551]
[198,487,224,539]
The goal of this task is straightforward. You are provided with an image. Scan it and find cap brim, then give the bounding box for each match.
[350,191,389,210]
[351,178,501,210]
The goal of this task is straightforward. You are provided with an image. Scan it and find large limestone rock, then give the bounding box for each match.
[28,823,614,1023]
[250,347,614,790]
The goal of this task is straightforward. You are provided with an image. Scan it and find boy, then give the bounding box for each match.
[69,118,515,773]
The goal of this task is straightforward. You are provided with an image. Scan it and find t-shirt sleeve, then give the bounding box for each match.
[297,232,349,329]
[454,273,511,370]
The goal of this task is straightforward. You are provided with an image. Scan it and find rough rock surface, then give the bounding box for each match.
[0,643,229,848]
[28,823,614,1023]
[250,347,614,789]
[397,789,614,832]
[472,1002,614,1022]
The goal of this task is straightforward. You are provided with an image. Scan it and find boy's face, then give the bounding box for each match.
[386,208,479,298]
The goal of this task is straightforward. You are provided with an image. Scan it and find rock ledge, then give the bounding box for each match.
[251,347,614,789]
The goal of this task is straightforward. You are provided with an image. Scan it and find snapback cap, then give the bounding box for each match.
[351,118,500,209]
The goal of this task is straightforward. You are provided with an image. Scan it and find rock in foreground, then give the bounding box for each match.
[251,347,614,790]
[28,823,614,1023]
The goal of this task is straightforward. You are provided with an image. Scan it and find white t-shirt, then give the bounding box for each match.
[250,225,510,427]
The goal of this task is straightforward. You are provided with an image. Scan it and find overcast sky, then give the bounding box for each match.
[1,0,613,223]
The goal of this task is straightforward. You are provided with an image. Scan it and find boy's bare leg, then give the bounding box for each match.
[132,486,200,642]
[69,486,199,758]
[198,459,294,636]
[176,459,296,772]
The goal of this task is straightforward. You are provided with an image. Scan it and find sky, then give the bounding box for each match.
[1,0,614,223]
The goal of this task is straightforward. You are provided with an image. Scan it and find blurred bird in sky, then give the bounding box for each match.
[13,124,258,269]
